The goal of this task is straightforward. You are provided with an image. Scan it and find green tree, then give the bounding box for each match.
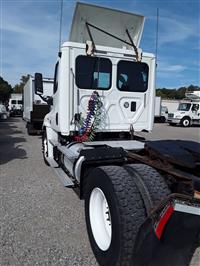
[156,85,200,99]
[13,75,29,93]
[0,77,13,103]
[187,85,200,91]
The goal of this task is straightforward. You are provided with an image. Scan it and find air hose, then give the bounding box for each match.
[74,91,102,142]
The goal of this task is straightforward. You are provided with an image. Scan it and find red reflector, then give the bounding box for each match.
[155,204,174,240]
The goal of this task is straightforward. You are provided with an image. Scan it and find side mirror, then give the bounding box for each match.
[35,73,43,95]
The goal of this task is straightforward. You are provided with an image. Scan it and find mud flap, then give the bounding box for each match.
[133,197,200,266]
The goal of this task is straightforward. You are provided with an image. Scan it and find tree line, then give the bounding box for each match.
[156,85,200,99]
[0,75,29,103]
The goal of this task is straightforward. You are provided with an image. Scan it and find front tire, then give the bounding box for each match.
[169,122,176,126]
[42,130,50,166]
[180,117,191,127]
[84,166,146,266]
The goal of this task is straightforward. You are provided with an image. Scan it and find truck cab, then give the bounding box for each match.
[8,94,23,116]
[40,2,156,145]
[35,2,156,164]
[34,3,200,266]
[44,42,155,136]
[168,92,200,127]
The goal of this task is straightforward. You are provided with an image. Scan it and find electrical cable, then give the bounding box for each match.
[74,91,102,142]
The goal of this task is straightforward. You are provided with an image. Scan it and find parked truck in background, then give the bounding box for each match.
[34,3,200,266]
[154,96,168,122]
[168,91,200,127]
[8,93,23,116]
[23,75,53,135]
[0,104,9,120]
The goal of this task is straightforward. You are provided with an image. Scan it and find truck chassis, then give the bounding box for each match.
[42,129,200,266]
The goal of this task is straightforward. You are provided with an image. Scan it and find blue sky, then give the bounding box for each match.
[1,0,199,88]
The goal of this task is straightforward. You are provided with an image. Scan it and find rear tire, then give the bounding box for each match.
[84,166,146,266]
[125,164,170,208]
[161,116,166,123]
[27,122,35,135]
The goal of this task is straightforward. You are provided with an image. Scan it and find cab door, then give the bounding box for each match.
[191,104,200,119]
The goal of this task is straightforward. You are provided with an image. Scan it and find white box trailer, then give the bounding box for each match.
[8,93,23,116]
[154,96,161,117]
[33,3,200,266]
[154,96,168,122]
[162,99,180,113]
[23,75,53,134]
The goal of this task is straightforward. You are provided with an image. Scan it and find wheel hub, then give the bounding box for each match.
[43,138,48,158]
[183,119,189,126]
[89,188,112,251]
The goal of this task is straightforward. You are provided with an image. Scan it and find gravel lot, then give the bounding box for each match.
[0,117,199,266]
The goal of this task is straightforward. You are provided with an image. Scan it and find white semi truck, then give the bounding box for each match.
[34,3,200,266]
[23,75,54,135]
[168,91,200,127]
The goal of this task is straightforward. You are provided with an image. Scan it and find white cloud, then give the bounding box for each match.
[1,2,74,85]
[158,62,187,73]
[158,16,196,45]
[1,0,199,88]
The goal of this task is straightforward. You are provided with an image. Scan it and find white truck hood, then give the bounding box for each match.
[172,111,188,117]
[69,2,145,49]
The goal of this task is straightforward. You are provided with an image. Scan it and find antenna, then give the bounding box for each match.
[58,0,64,57]
[155,8,159,64]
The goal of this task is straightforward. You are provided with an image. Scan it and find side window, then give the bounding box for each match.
[192,104,199,112]
[75,55,112,90]
[11,100,16,104]
[117,60,149,92]
[53,62,59,94]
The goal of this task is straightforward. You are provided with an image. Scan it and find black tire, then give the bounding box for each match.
[42,130,50,166]
[84,166,146,266]
[125,164,170,208]
[160,116,166,123]
[180,117,191,127]
[169,122,175,126]
[27,122,35,135]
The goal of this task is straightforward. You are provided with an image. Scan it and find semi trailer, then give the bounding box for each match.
[23,75,53,135]
[34,3,200,265]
